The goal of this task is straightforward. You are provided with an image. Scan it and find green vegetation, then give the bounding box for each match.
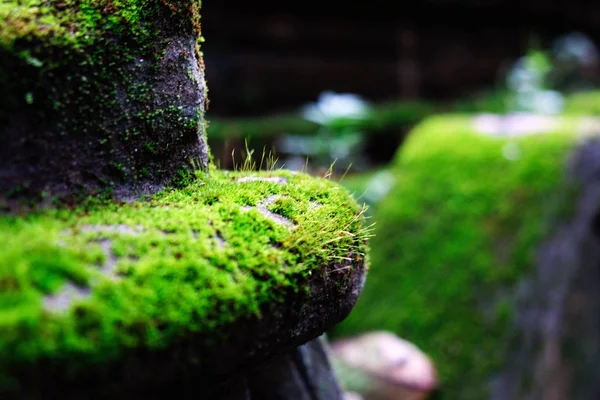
[331,114,588,399]
[0,0,203,48]
[0,0,373,394]
[207,100,434,140]
[563,90,600,116]
[207,90,600,144]
[0,167,369,386]
[0,0,206,128]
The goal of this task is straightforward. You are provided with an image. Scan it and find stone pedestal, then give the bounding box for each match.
[0,2,369,399]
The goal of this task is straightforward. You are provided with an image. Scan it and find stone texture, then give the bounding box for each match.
[0,3,370,399]
[245,336,345,399]
[0,2,209,209]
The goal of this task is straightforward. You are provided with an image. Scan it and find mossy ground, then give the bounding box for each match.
[331,114,590,399]
[0,168,369,387]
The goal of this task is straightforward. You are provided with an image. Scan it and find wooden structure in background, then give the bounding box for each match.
[202,0,600,117]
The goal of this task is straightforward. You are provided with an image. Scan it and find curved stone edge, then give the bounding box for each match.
[1,249,366,399]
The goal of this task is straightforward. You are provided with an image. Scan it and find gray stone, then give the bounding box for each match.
[0,2,209,209]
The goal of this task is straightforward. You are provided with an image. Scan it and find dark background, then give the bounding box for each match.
[202,0,600,118]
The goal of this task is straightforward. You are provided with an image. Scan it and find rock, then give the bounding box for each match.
[244,335,346,400]
[331,114,600,399]
[0,1,370,398]
[344,392,366,400]
[0,169,368,398]
[329,331,437,400]
[0,1,209,207]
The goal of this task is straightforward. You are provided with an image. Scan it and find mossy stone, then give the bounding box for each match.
[332,114,600,399]
[0,168,369,397]
[0,1,371,398]
[1,0,209,207]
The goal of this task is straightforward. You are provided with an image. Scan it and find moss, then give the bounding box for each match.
[331,114,589,399]
[563,90,600,116]
[0,0,202,49]
[267,195,307,223]
[0,168,368,384]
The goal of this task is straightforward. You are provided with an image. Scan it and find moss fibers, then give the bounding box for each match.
[331,114,589,399]
[0,168,368,386]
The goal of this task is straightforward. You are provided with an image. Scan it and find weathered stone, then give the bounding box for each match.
[0,170,368,399]
[0,1,209,208]
[244,336,346,399]
[0,3,370,399]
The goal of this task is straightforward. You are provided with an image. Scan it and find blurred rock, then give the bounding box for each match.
[344,392,366,400]
[329,331,437,400]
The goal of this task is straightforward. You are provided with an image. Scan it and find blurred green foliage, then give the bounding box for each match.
[207,90,600,143]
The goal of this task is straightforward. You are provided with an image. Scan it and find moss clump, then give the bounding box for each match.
[331,114,591,399]
[0,168,368,388]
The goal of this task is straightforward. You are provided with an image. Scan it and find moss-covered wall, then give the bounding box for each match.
[330,114,594,399]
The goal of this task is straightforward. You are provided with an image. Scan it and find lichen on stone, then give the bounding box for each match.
[0,168,369,387]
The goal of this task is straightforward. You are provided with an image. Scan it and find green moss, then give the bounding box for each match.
[0,168,368,382]
[331,114,589,399]
[563,90,600,115]
[0,0,205,130]
[267,196,307,223]
[0,0,202,48]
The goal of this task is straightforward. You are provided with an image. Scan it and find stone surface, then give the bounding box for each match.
[0,1,209,208]
[244,336,345,399]
[0,169,369,399]
[0,3,371,399]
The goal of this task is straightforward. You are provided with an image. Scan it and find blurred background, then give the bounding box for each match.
[202,1,600,399]
[203,0,600,173]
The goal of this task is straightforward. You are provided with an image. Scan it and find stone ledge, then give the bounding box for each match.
[0,169,369,397]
